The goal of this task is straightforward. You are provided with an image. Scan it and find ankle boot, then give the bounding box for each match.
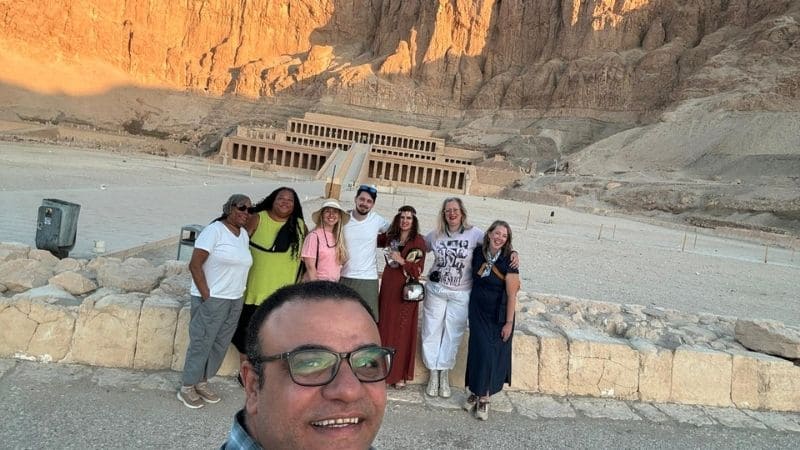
[426,370,439,397]
[439,369,451,398]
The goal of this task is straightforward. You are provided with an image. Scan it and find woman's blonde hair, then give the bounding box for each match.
[435,197,472,237]
[314,208,349,265]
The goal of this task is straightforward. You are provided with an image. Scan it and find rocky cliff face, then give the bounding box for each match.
[1,0,796,116]
[1,0,799,234]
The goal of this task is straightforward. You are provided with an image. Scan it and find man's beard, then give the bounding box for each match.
[356,204,371,215]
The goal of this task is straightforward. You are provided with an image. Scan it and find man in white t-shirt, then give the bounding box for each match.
[340,184,389,322]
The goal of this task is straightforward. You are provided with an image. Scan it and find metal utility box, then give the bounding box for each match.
[35,198,81,258]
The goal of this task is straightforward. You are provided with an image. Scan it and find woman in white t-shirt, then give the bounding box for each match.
[421,197,484,399]
[178,194,253,409]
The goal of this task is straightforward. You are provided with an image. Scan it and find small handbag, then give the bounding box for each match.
[402,279,425,302]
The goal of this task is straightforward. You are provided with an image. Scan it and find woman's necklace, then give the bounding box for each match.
[322,228,337,248]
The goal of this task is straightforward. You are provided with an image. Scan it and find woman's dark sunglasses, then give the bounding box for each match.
[234,204,251,212]
[251,345,395,387]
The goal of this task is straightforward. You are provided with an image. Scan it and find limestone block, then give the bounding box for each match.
[171,305,191,371]
[54,257,83,274]
[25,300,77,361]
[529,325,568,395]
[134,295,181,370]
[96,257,165,293]
[70,293,145,367]
[170,305,239,376]
[0,242,30,261]
[734,319,800,359]
[0,259,53,293]
[450,331,469,389]
[566,329,639,400]
[410,326,468,387]
[29,249,59,266]
[509,332,538,391]
[730,350,800,412]
[671,345,732,407]
[0,301,37,356]
[217,345,243,377]
[48,271,98,295]
[630,338,673,402]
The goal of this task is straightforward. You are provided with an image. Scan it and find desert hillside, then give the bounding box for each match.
[0,0,798,234]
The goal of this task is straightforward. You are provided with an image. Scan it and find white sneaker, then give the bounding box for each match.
[439,369,451,398]
[426,370,439,397]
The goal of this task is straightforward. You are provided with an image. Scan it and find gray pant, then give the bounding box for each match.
[182,295,242,385]
[339,277,380,322]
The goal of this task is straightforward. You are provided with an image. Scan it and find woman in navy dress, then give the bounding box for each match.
[463,220,520,420]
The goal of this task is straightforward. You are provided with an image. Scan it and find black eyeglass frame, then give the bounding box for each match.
[233,204,251,212]
[251,345,396,387]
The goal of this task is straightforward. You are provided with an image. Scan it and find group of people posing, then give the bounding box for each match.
[180,184,520,422]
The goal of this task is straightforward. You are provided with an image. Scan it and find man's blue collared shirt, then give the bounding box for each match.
[220,409,262,450]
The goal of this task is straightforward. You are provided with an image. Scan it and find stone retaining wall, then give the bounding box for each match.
[1,241,798,412]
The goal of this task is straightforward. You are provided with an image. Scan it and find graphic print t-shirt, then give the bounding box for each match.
[425,226,484,291]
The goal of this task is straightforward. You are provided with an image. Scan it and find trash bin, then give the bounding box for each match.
[177,224,204,260]
[35,198,81,258]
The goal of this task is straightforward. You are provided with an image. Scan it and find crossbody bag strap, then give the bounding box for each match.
[491,265,506,281]
[249,240,273,253]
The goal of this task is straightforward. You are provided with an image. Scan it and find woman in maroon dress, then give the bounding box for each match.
[378,205,426,389]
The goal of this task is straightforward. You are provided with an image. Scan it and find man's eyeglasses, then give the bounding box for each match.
[251,345,395,387]
[358,184,377,195]
[234,205,250,212]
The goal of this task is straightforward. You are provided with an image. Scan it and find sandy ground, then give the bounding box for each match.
[1,141,798,326]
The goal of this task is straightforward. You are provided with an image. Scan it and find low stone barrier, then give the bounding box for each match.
[1,241,799,412]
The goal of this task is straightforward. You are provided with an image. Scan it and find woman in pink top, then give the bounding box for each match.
[301,199,349,281]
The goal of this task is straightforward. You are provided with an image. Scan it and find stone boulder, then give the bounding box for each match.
[12,284,79,306]
[161,260,188,277]
[49,271,98,295]
[96,257,164,293]
[29,249,60,266]
[734,319,800,360]
[70,292,145,367]
[0,242,30,261]
[54,258,84,274]
[0,258,53,293]
[153,271,191,299]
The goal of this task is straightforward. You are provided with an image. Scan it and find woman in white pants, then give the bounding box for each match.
[422,198,519,398]
[421,198,485,398]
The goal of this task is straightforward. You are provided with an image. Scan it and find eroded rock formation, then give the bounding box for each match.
[1,0,796,114]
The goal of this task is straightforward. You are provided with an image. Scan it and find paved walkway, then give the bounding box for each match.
[0,359,798,449]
